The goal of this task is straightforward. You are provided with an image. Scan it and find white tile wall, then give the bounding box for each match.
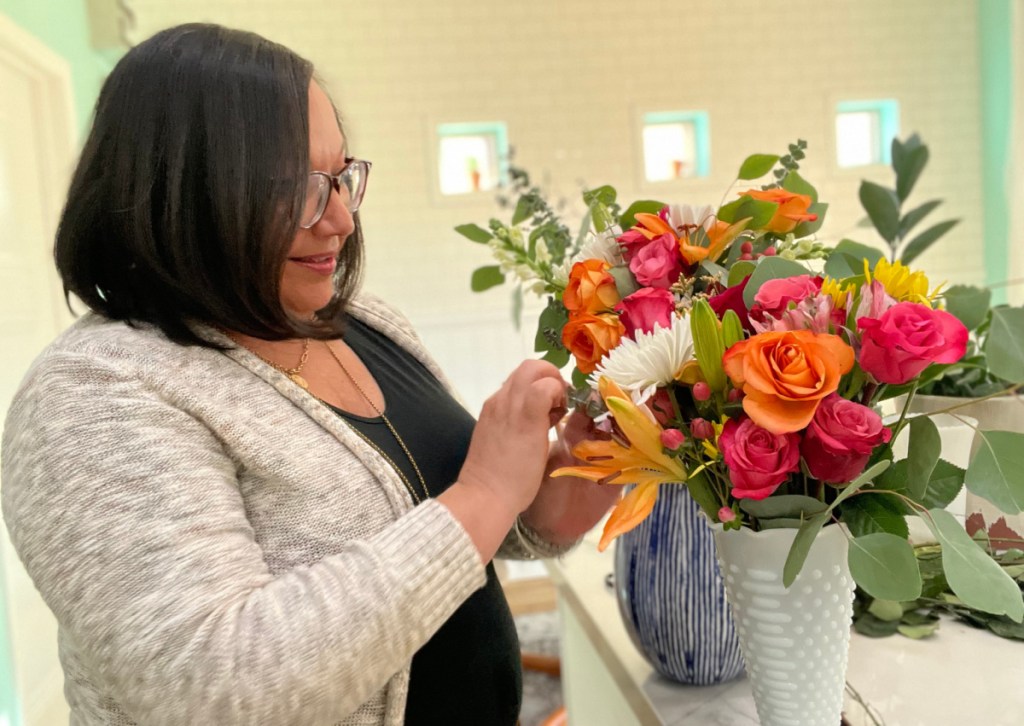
[126,0,986,412]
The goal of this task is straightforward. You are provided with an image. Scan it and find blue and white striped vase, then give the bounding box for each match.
[613,483,745,685]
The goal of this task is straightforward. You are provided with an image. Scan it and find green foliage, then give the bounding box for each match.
[471,265,504,292]
[844,134,959,264]
[742,256,811,307]
[737,153,780,180]
[689,300,727,393]
[849,533,923,601]
[985,308,1024,384]
[823,239,885,279]
[943,285,992,331]
[455,223,493,243]
[965,430,1024,515]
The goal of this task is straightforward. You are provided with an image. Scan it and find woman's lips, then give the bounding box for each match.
[289,253,337,275]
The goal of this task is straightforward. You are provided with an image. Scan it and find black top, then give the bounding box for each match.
[330,316,521,725]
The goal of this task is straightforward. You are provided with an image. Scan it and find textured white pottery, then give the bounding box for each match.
[713,523,854,726]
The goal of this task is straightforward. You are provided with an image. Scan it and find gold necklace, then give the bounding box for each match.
[323,341,430,503]
[246,338,311,389]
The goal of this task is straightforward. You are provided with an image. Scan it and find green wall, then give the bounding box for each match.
[1,0,116,135]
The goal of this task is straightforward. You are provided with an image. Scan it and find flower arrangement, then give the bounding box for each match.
[458,141,1024,622]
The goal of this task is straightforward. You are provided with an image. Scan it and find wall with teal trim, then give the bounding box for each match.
[0,0,115,135]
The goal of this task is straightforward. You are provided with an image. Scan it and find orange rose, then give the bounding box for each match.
[563,259,621,314]
[723,330,854,434]
[741,188,817,234]
[562,313,625,374]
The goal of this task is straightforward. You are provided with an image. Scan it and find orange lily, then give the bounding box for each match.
[632,212,744,267]
[551,377,688,550]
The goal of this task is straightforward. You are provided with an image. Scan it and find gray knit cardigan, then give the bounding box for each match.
[1,293,568,726]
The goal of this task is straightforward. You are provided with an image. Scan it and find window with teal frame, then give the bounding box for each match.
[835,100,900,168]
[641,111,710,182]
[437,122,509,195]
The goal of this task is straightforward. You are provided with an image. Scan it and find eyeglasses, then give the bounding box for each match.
[300,158,371,228]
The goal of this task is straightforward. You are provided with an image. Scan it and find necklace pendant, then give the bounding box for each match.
[290,373,309,389]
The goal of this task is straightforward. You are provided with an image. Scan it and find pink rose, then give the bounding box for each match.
[857,302,969,384]
[628,233,685,289]
[719,417,802,499]
[616,229,649,262]
[615,287,675,338]
[801,394,892,483]
[753,275,823,316]
[708,276,752,330]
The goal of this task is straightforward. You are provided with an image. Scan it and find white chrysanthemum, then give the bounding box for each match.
[590,314,695,392]
[570,226,624,267]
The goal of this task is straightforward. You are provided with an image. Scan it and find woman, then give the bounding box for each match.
[0,24,617,725]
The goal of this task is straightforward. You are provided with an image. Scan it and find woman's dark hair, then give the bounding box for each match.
[55,23,363,346]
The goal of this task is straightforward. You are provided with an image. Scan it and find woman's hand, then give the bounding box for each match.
[519,408,622,547]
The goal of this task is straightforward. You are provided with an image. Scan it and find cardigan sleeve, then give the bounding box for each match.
[0,351,486,725]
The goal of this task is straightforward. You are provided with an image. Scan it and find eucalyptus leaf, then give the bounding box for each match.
[455,223,494,243]
[895,144,929,202]
[759,518,807,530]
[740,494,828,520]
[900,219,959,265]
[718,197,778,229]
[470,265,505,292]
[906,416,941,500]
[571,367,589,389]
[917,459,965,510]
[512,196,533,226]
[541,346,570,368]
[781,170,818,203]
[609,265,641,299]
[823,240,885,279]
[791,201,828,237]
[867,598,905,621]
[897,621,939,639]
[942,285,992,331]
[965,430,1024,514]
[924,508,1024,621]
[742,256,812,307]
[840,495,910,538]
[984,307,1024,383]
[986,617,1024,640]
[824,460,891,515]
[859,181,901,243]
[848,533,923,601]
[619,200,665,232]
[782,513,829,587]
[728,261,756,287]
[534,298,568,352]
[738,153,780,180]
[853,612,901,637]
[685,470,720,519]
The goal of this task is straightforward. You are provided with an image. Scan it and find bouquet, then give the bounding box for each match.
[458,141,1024,622]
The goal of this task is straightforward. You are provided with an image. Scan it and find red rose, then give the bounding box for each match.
[707,276,752,330]
[719,417,801,500]
[857,302,969,384]
[615,287,675,338]
[801,395,892,484]
[628,233,684,289]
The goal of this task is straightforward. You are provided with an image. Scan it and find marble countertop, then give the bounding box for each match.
[546,528,1024,726]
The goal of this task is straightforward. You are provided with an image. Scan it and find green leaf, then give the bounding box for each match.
[512,197,532,226]
[985,307,1024,383]
[471,265,505,292]
[684,470,720,520]
[906,416,941,501]
[900,219,959,265]
[825,460,891,515]
[867,598,905,621]
[619,200,665,232]
[848,533,923,601]
[740,494,827,520]
[609,265,640,299]
[534,298,569,353]
[895,144,929,202]
[541,346,570,368]
[727,260,756,287]
[897,199,942,239]
[782,513,829,587]
[583,185,618,232]
[897,621,940,639]
[924,508,1024,621]
[738,154,780,180]
[859,181,901,244]
[742,256,812,307]
[791,201,828,237]
[918,459,966,510]
[965,430,1024,514]
[781,170,818,203]
[717,197,779,228]
[823,239,885,279]
[571,367,589,389]
[690,299,727,392]
[987,617,1024,639]
[841,495,910,538]
[759,518,807,529]
[942,285,992,331]
[455,223,494,244]
[854,612,901,637]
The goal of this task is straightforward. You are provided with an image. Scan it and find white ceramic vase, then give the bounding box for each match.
[713,523,854,726]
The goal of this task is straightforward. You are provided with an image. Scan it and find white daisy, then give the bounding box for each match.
[665,204,717,234]
[590,314,695,392]
[570,226,624,267]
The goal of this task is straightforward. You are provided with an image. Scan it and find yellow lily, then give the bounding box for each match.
[551,377,688,551]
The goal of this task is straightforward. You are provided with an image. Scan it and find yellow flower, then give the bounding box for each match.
[865,258,942,304]
[551,377,688,551]
[820,276,855,311]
